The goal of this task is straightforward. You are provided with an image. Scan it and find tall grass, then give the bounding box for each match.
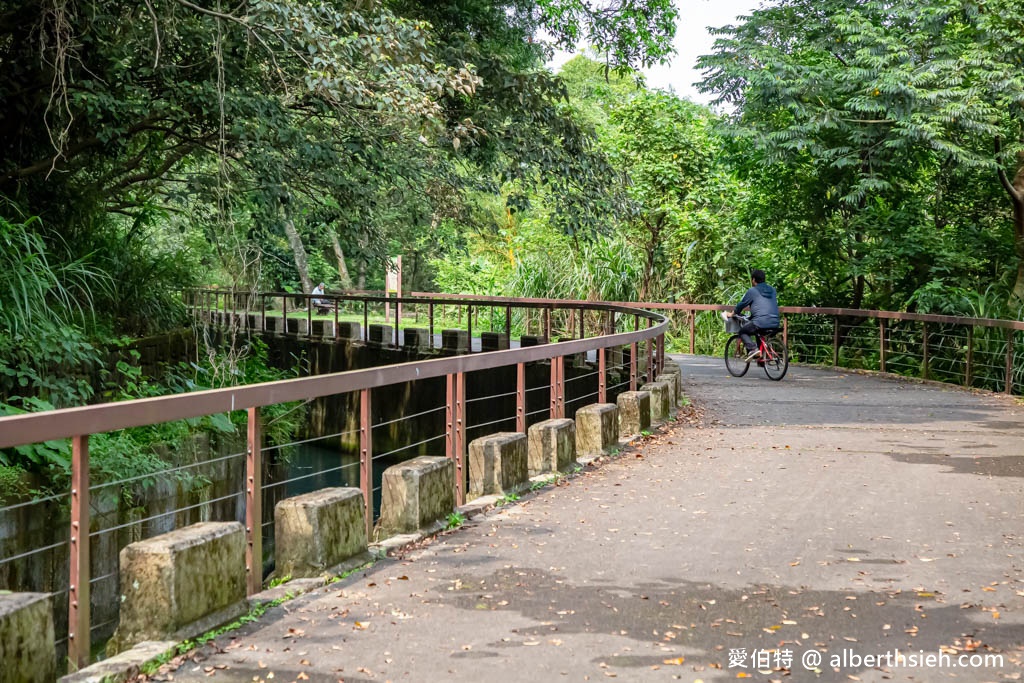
[0,216,107,335]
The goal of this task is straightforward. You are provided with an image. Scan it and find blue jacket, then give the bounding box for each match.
[735,283,780,329]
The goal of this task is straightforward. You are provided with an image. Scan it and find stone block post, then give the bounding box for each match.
[527,419,576,476]
[402,327,431,351]
[368,324,394,346]
[468,432,528,499]
[378,457,455,536]
[661,361,682,395]
[275,488,367,578]
[520,335,547,347]
[0,592,54,682]
[480,332,510,351]
[110,522,246,654]
[337,321,361,340]
[441,329,469,354]
[617,391,651,436]
[655,373,679,407]
[575,403,619,457]
[640,381,671,423]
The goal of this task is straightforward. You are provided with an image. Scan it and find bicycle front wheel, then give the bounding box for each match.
[724,334,750,377]
[762,338,789,381]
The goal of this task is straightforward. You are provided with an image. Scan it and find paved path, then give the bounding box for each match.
[156,358,1024,682]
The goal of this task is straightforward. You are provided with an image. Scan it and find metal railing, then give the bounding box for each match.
[0,293,668,671]
[408,293,1024,396]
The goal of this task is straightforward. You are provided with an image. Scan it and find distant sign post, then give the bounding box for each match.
[384,257,402,341]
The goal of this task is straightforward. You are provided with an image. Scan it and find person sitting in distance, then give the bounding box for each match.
[311,282,331,314]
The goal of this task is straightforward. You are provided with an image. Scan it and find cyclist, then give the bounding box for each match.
[731,269,780,361]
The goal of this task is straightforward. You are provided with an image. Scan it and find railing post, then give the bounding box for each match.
[455,372,466,504]
[467,305,473,351]
[360,389,373,539]
[658,332,666,376]
[579,308,584,340]
[334,296,339,340]
[966,326,974,387]
[832,317,840,367]
[306,295,312,338]
[879,318,887,373]
[646,318,654,383]
[516,362,526,432]
[688,311,695,355]
[549,356,564,419]
[261,294,266,332]
[922,321,930,380]
[598,347,607,404]
[544,307,552,340]
[506,305,512,340]
[783,316,788,348]
[1005,328,1014,394]
[363,300,369,341]
[282,294,288,330]
[245,408,262,596]
[629,315,638,391]
[68,434,90,670]
[429,302,435,348]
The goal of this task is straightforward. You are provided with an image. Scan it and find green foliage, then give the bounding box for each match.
[445,511,466,529]
[697,0,1024,310]
[496,492,520,506]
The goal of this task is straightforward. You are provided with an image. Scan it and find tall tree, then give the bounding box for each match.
[698,0,1024,307]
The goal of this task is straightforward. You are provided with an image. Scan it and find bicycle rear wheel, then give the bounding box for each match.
[724,334,750,377]
[762,338,789,381]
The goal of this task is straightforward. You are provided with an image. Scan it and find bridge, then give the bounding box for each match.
[0,293,1021,680]
[138,357,1024,682]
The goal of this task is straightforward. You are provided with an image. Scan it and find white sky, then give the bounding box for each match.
[548,0,762,105]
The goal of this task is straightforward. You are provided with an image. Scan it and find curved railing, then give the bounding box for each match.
[409,293,1024,396]
[0,293,668,670]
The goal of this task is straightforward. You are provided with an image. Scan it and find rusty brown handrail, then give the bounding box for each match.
[404,291,1021,396]
[408,292,1024,331]
[0,302,664,449]
[0,294,668,670]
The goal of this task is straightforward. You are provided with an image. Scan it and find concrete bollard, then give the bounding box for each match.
[275,488,367,578]
[368,324,394,346]
[312,320,333,337]
[441,329,469,354]
[640,381,671,423]
[468,432,528,499]
[286,317,308,335]
[378,457,455,536]
[480,332,510,351]
[110,522,246,654]
[402,327,431,351]
[337,321,361,340]
[617,391,651,436]
[655,373,679,407]
[527,418,576,476]
[0,592,54,682]
[519,335,548,347]
[662,361,682,395]
[575,403,619,457]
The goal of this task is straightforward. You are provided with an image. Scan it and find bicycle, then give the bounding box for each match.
[722,313,789,381]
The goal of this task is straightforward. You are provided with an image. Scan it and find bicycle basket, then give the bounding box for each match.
[721,312,742,334]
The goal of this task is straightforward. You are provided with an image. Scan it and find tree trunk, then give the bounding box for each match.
[995,140,1024,306]
[329,231,353,289]
[1011,159,1024,305]
[283,217,313,294]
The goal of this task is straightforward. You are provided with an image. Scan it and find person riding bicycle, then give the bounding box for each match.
[732,269,780,361]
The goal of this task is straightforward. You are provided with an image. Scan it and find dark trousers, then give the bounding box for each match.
[739,321,760,352]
